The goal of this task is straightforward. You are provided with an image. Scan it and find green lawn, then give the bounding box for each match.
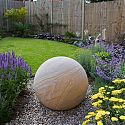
[0,37,81,74]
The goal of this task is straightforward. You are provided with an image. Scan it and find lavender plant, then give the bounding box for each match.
[95,44,125,82]
[0,51,32,123]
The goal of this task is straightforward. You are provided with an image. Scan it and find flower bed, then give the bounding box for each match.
[83,78,125,125]
[0,51,32,123]
[77,36,125,125]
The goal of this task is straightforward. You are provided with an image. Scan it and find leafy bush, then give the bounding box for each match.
[83,78,125,125]
[64,31,77,44]
[5,7,27,23]
[77,49,97,78]
[14,22,34,37]
[90,44,106,53]
[65,31,77,38]
[0,51,32,123]
[95,51,111,60]
[0,28,6,40]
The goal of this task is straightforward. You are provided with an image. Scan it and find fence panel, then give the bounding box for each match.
[0,0,24,30]
[85,0,125,42]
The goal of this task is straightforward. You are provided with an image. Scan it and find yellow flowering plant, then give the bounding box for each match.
[83,78,125,125]
[5,7,27,23]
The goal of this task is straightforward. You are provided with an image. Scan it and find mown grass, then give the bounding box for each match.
[0,37,81,74]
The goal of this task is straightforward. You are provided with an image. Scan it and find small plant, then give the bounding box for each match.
[65,31,77,38]
[95,51,111,60]
[77,49,97,78]
[5,7,27,23]
[83,78,125,125]
[0,51,32,123]
[0,28,6,39]
[64,31,77,44]
[14,22,34,37]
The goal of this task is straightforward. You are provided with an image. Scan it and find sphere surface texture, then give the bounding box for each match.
[33,57,88,110]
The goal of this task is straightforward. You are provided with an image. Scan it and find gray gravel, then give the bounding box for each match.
[9,79,94,125]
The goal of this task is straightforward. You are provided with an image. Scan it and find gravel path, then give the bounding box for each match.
[9,79,94,125]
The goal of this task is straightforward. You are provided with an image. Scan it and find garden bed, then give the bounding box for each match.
[9,79,94,125]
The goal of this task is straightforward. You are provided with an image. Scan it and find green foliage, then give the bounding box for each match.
[5,7,27,23]
[95,51,111,60]
[64,31,77,44]
[77,45,106,79]
[0,52,31,123]
[77,49,97,78]
[0,29,6,40]
[90,44,106,53]
[65,31,77,38]
[14,22,34,37]
[92,77,106,94]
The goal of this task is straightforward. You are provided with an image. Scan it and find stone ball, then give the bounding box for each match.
[33,57,88,110]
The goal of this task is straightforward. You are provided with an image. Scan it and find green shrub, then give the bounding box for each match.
[77,49,97,78]
[64,31,77,44]
[0,29,6,40]
[95,51,111,60]
[5,7,27,23]
[65,31,77,38]
[0,51,32,123]
[14,22,34,37]
[90,44,106,53]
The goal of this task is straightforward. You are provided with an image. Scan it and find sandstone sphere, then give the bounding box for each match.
[33,57,88,110]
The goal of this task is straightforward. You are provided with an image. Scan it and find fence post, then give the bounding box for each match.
[81,0,85,40]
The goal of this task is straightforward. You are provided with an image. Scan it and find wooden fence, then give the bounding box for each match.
[0,0,24,30]
[25,0,82,35]
[85,0,125,42]
[0,0,125,41]
[25,0,125,41]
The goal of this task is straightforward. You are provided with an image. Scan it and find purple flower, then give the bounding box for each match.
[0,51,32,81]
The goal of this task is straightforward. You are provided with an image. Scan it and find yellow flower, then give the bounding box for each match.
[95,109,110,121]
[109,97,125,103]
[112,79,125,84]
[112,105,121,109]
[99,87,106,93]
[105,111,110,115]
[88,112,96,116]
[122,104,125,109]
[92,101,102,107]
[85,115,92,119]
[111,117,118,122]
[82,119,90,125]
[95,114,102,120]
[121,88,125,91]
[118,99,125,103]
[91,93,104,100]
[109,97,119,102]
[119,115,125,120]
[103,97,109,101]
[112,90,122,95]
[96,110,110,115]
[97,120,103,125]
